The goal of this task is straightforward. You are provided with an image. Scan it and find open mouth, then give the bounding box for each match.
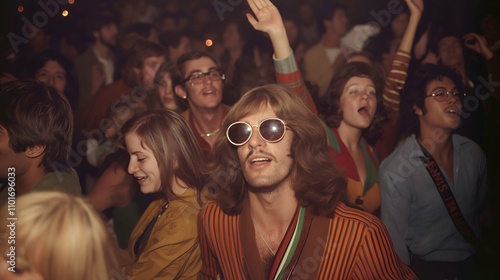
[202,90,215,95]
[250,157,271,164]
[445,105,460,117]
[358,106,369,115]
[136,176,148,183]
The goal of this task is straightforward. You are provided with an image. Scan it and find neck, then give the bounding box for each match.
[190,105,224,135]
[337,122,363,151]
[16,166,46,196]
[322,33,341,48]
[248,184,298,230]
[93,42,111,60]
[418,129,454,161]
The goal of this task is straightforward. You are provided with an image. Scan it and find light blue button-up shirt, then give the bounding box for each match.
[380,134,487,265]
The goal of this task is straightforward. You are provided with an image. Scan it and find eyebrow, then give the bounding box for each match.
[431,86,458,92]
[186,67,218,77]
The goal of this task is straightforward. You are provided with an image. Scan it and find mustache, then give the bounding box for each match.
[245,149,276,162]
[244,150,294,162]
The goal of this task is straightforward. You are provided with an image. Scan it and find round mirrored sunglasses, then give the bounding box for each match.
[226,118,288,146]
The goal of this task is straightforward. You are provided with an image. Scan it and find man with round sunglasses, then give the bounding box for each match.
[380,64,488,279]
[198,83,416,279]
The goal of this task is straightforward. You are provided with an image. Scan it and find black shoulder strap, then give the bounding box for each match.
[417,142,483,251]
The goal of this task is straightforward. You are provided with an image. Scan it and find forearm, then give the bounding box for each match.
[399,14,421,53]
[268,27,292,60]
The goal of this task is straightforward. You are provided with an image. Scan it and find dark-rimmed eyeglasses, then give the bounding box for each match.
[226,118,288,146]
[425,90,466,102]
[182,70,225,86]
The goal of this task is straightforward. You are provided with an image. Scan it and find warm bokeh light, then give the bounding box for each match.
[205,39,213,47]
[68,0,75,4]
[62,10,69,17]
[18,5,24,12]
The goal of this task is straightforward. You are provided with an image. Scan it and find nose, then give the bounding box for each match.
[448,92,461,104]
[360,90,370,100]
[247,126,265,149]
[47,75,55,86]
[128,159,138,175]
[202,73,213,84]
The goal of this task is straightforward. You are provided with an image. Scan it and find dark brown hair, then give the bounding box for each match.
[322,62,386,144]
[122,39,166,88]
[0,79,73,173]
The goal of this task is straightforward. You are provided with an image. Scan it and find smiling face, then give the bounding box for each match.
[34,60,67,94]
[235,104,294,191]
[415,77,462,134]
[125,132,161,194]
[338,76,377,130]
[175,56,223,112]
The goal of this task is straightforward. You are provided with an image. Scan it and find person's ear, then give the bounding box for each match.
[413,104,423,116]
[25,145,45,158]
[174,85,188,100]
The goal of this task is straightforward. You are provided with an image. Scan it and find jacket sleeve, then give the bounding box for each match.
[274,52,318,115]
[351,217,417,279]
[383,50,411,111]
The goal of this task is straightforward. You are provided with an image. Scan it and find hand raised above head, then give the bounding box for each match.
[405,0,424,17]
[463,32,494,60]
[246,0,284,37]
[246,0,291,59]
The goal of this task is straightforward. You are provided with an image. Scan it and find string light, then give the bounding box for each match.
[205,39,213,47]
[62,10,69,17]
[18,5,24,12]
[68,0,75,4]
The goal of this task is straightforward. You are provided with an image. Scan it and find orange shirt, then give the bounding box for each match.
[198,200,417,279]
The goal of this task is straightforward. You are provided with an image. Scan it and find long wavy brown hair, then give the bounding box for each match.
[121,109,206,204]
[209,84,347,217]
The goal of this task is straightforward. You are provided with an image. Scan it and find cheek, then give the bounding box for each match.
[56,80,67,92]
[35,74,48,83]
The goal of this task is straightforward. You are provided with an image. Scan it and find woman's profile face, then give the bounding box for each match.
[34,60,67,94]
[125,132,162,194]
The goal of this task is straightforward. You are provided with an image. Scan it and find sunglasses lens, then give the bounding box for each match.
[260,119,285,142]
[228,123,252,145]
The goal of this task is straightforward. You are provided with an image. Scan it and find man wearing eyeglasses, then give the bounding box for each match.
[380,63,488,279]
[173,52,228,162]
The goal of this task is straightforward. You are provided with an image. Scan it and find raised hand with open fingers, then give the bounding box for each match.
[246,0,290,59]
[246,0,284,36]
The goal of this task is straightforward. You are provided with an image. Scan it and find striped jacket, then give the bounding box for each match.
[198,200,417,279]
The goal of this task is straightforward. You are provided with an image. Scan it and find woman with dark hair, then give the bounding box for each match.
[121,109,206,279]
[321,62,383,215]
[27,49,79,110]
[145,61,187,113]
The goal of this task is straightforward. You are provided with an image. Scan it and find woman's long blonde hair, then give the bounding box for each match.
[0,192,122,280]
